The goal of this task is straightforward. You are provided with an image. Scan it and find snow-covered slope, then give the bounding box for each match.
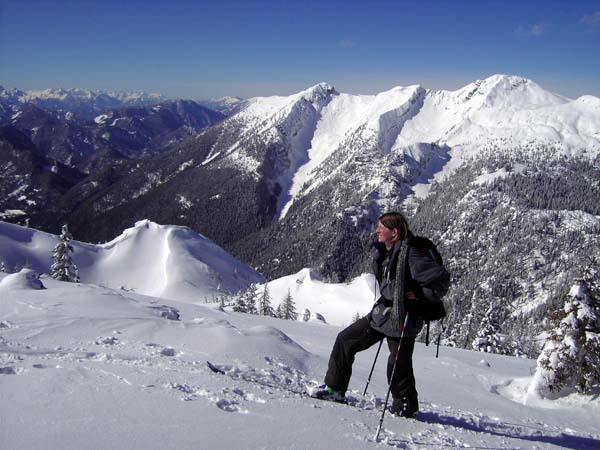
[266,268,375,326]
[1,273,599,450]
[0,220,264,301]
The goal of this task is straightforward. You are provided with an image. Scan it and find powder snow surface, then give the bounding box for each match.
[1,273,599,450]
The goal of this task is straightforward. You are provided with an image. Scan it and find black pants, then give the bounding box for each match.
[324,316,416,399]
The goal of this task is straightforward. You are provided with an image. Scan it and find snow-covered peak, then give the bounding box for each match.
[238,82,337,124]
[0,85,25,100]
[107,90,166,104]
[89,220,264,300]
[396,74,599,158]
[454,74,567,111]
[22,87,71,101]
[213,96,244,105]
[293,82,338,111]
[572,95,600,111]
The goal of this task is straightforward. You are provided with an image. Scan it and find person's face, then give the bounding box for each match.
[376,221,398,247]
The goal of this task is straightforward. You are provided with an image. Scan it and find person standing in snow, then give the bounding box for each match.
[311,212,450,418]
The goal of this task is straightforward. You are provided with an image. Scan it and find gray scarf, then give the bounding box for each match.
[390,240,409,334]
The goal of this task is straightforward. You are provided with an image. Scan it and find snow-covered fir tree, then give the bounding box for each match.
[472,303,504,353]
[279,289,297,320]
[258,284,275,317]
[444,310,472,348]
[232,292,248,313]
[529,259,600,397]
[50,225,80,282]
[245,283,259,315]
[275,303,283,319]
[0,261,6,273]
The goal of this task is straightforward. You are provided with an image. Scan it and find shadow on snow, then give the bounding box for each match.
[416,410,600,450]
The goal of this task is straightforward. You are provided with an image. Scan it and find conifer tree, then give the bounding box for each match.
[472,303,504,353]
[530,259,600,396]
[245,283,259,315]
[275,303,283,319]
[280,289,297,320]
[0,261,6,273]
[258,284,275,317]
[232,294,246,312]
[50,225,80,282]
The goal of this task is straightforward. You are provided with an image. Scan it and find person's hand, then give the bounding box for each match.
[405,291,419,312]
[406,291,417,301]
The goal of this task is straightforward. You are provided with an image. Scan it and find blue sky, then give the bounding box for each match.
[1,0,599,99]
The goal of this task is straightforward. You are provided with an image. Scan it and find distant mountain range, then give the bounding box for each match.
[197,96,246,116]
[0,85,246,120]
[0,86,167,119]
[0,96,225,172]
[1,74,599,355]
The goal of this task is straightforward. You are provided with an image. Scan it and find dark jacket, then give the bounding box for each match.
[369,237,450,337]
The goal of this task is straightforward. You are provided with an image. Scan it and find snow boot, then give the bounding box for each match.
[308,384,346,403]
[390,393,419,418]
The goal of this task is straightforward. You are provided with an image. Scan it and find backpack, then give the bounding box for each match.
[409,236,450,320]
[408,236,450,350]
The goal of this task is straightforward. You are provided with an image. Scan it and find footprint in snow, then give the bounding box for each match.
[160,347,177,357]
[149,305,180,321]
[94,336,120,346]
[225,387,266,404]
[214,398,247,413]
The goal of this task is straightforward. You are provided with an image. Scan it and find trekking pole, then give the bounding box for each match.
[374,312,410,442]
[363,340,383,396]
[364,270,382,396]
[435,319,446,358]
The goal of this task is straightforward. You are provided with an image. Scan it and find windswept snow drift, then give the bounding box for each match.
[0,269,45,290]
[0,220,264,301]
[1,274,599,450]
